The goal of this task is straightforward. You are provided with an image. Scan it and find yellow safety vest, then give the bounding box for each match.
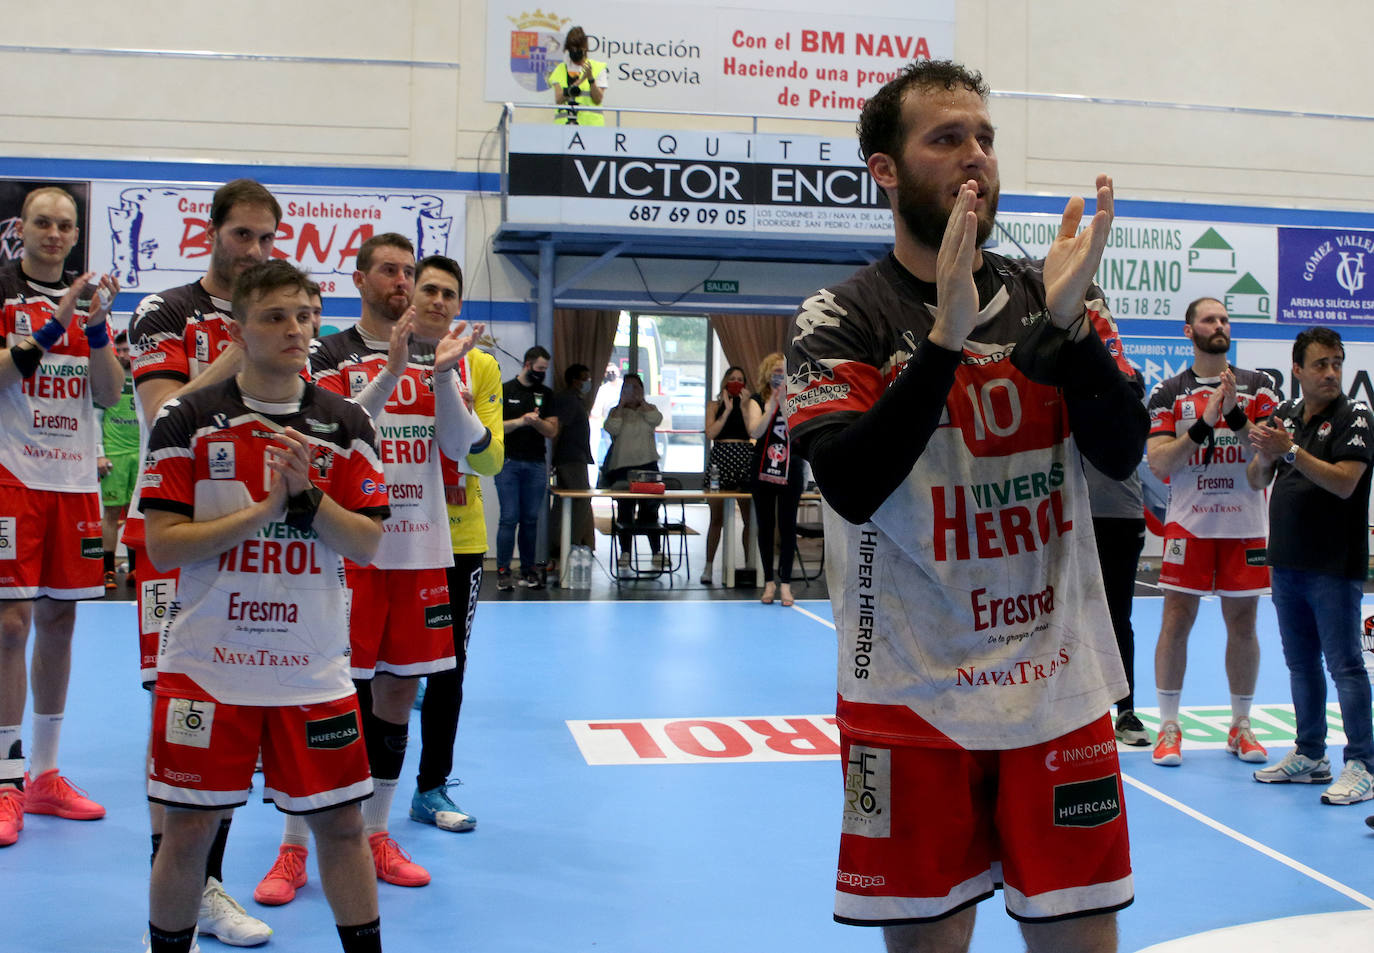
[549,59,606,126]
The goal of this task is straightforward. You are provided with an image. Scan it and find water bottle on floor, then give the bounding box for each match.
[572,545,592,589]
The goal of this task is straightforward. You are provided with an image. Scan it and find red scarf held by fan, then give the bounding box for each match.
[756,403,790,486]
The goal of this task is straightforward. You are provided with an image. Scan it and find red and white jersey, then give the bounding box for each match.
[1147,366,1277,539]
[788,253,1130,752]
[124,281,236,548]
[140,379,390,706]
[311,326,453,570]
[129,281,236,384]
[0,262,101,493]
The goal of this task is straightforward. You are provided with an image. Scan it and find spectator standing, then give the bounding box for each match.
[602,373,665,567]
[549,26,607,126]
[496,346,558,590]
[745,352,803,607]
[1247,327,1374,806]
[551,363,596,569]
[700,366,753,585]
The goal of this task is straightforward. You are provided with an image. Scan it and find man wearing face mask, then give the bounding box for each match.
[496,346,558,590]
[549,26,607,126]
[550,363,596,570]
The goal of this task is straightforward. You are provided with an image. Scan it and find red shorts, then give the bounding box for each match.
[0,486,103,600]
[346,565,456,679]
[1159,536,1269,596]
[131,542,180,687]
[834,714,1133,924]
[148,674,372,814]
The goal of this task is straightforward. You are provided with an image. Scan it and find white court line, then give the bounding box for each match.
[789,603,836,629]
[787,601,1374,906]
[1121,772,1374,910]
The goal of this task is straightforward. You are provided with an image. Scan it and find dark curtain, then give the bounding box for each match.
[709,312,790,388]
[554,308,619,408]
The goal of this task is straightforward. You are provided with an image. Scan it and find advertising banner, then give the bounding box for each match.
[507,125,890,239]
[0,180,92,275]
[486,0,955,121]
[995,214,1278,324]
[1276,226,1374,326]
[87,183,466,298]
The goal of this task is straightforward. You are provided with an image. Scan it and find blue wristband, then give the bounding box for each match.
[85,321,110,349]
[33,318,65,350]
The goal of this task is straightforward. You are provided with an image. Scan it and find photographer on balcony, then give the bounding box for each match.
[550,26,607,126]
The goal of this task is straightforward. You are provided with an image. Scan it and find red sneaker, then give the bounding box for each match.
[1226,718,1269,763]
[368,832,430,887]
[253,844,308,906]
[1152,721,1183,767]
[23,770,105,820]
[0,787,23,846]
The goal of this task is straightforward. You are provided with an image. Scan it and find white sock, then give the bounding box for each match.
[29,713,63,778]
[1157,690,1181,726]
[282,814,310,849]
[363,778,398,836]
[1230,694,1254,724]
[0,724,21,786]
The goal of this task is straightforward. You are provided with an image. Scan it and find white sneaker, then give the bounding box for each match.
[1253,749,1333,784]
[198,877,272,946]
[652,552,670,569]
[617,553,632,568]
[1322,759,1374,805]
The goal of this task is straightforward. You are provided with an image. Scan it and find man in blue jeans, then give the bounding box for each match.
[496,346,558,590]
[1246,326,1374,807]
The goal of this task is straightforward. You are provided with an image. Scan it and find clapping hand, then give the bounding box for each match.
[435,320,485,373]
[1043,175,1114,328]
[929,181,982,350]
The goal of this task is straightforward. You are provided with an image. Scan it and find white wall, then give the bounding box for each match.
[6,1,1371,207]
[11,0,1374,558]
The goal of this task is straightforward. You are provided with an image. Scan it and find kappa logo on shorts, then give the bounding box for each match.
[842,745,891,838]
[1163,538,1186,565]
[141,577,177,634]
[1245,547,1268,567]
[165,698,215,749]
[424,604,453,629]
[305,711,361,750]
[1052,775,1121,829]
[0,516,16,555]
[80,536,103,560]
[208,441,236,479]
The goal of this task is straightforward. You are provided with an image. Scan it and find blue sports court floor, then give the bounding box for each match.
[4,593,1374,952]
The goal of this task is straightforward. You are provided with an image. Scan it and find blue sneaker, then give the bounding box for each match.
[409,782,476,832]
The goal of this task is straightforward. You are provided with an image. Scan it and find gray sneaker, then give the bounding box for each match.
[1321,759,1374,805]
[1253,749,1332,784]
[1114,711,1150,747]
